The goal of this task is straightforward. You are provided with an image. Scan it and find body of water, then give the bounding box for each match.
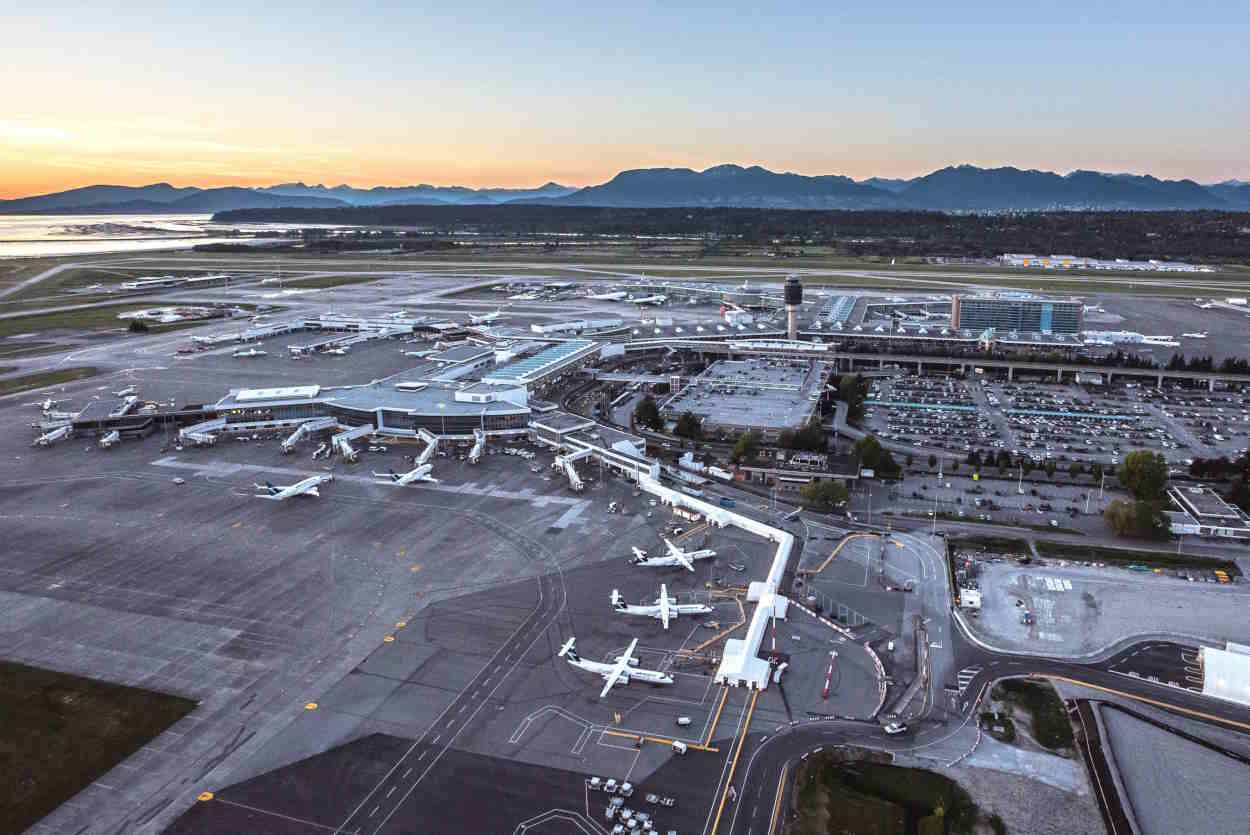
[0,214,265,258]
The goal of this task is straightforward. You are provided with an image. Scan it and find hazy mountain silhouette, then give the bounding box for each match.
[3,165,1243,214]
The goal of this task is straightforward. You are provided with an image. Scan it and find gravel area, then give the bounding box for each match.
[932,760,1103,835]
[969,562,1250,655]
[1101,706,1250,835]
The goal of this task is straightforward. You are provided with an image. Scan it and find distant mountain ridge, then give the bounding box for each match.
[4,165,1249,214]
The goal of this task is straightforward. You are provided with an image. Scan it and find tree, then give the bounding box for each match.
[854,435,899,477]
[127,319,149,333]
[1119,450,1169,501]
[950,460,959,473]
[838,374,866,424]
[1105,498,1171,539]
[1068,462,1084,480]
[674,411,702,440]
[632,395,663,431]
[800,479,849,511]
[1091,462,1104,482]
[905,453,915,468]
[731,431,760,463]
[928,453,937,470]
[1044,459,1057,479]
[1021,458,1034,476]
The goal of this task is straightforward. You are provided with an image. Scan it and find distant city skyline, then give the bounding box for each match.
[3,1,1248,199]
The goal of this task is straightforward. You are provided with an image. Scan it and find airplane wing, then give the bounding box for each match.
[677,553,694,572]
[664,538,681,558]
[659,585,670,630]
[599,638,638,698]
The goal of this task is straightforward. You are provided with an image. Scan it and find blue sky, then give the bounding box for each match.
[2,0,1246,196]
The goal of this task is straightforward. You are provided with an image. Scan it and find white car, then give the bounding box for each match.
[883,722,908,735]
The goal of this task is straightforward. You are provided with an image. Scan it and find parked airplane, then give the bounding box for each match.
[233,348,267,358]
[469,308,505,324]
[372,464,438,485]
[38,398,67,412]
[627,294,668,306]
[253,474,332,500]
[1182,332,1208,339]
[610,584,713,630]
[113,386,137,397]
[629,539,717,571]
[558,637,673,698]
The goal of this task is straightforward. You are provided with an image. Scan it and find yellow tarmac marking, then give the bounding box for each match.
[395,621,407,629]
[1047,675,1250,733]
[710,689,759,835]
[703,686,730,746]
[692,597,747,654]
[231,522,242,529]
[304,702,318,711]
[601,729,719,753]
[410,564,421,573]
[197,791,214,802]
[383,635,395,643]
[767,762,789,835]
[799,533,876,576]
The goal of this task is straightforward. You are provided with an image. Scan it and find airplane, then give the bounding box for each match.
[233,348,267,358]
[587,290,629,301]
[252,474,333,500]
[325,346,350,355]
[627,294,668,306]
[1182,331,1208,339]
[372,464,438,485]
[469,308,505,325]
[629,538,717,572]
[113,386,137,397]
[557,637,673,698]
[38,398,67,412]
[610,584,713,630]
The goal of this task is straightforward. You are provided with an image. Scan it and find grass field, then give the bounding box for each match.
[0,303,232,339]
[277,273,385,289]
[0,367,98,396]
[993,679,1074,752]
[0,341,69,360]
[795,757,980,835]
[0,661,197,834]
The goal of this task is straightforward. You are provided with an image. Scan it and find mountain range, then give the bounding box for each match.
[4,165,1249,215]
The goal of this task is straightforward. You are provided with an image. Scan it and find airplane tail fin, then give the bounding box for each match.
[558,637,579,661]
[610,590,623,608]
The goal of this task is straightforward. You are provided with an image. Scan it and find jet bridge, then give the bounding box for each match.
[332,423,375,462]
[468,428,486,464]
[416,428,439,465]
[281,416,339,453]
[552,452,585,491]
[179,416,226,446]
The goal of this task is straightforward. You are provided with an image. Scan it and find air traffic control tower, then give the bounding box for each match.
[784,275,803,340]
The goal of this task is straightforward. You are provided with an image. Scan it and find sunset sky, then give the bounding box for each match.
[3,0,1248,199]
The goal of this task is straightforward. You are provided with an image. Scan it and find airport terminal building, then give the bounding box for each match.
[952,293,1083,334]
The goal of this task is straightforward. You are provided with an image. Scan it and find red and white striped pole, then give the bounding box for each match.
[822,651,837,699]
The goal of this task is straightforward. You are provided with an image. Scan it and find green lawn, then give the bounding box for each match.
[0,367,98,396]
[0,661,197,834]
[278,273,385,289]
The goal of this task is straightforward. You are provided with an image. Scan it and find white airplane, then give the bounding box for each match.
[253,474,333,500]
[372,464,438,485]
[629,538,717,571]
[469,308,505,325]
[627,294,668,306]
[113,386,137,397]
[233,348,267,358]
[558,637,673,698]
[587,290,629,301]
[611,584,713,630]
[1182,332,1208,339]
[38,398,67,412]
